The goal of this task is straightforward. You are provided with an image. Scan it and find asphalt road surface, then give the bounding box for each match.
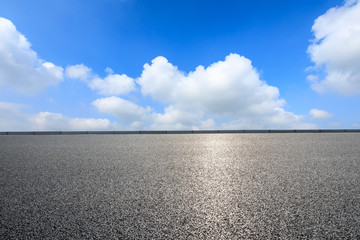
[1,133,359,239]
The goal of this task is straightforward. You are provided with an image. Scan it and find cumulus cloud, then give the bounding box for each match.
[92,96,152,123]
[0,17,63,94]
[308,0,360,95]
[309,109,333,119]
[65,64,92,82]
[0,101,111,131]
[138,56,184,102]
[150,105,216,130]
[137,54,311,129]
[66,65,135,95]
[89,68,135,95]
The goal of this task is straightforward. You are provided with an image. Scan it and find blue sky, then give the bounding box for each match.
[0,0,359,130]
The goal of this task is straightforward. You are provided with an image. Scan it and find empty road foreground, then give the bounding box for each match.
[1,133,360,239]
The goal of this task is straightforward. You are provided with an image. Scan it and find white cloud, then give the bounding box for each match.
[65,64,92,82]
[308,0,360,95]
[92,96,151,123]
[66,65,135,95]
[0,17,63,94]
[150,105,216,130]
[91,97,217,130]
[0,101,111,131]
[138,56,184,102]
[31,112,110,131]
[89,71,135,95]
[137,54,311,129]
[309,109,333,119]
[221,108,316,130]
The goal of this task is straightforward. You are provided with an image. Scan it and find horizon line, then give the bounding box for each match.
[1,129,360,135]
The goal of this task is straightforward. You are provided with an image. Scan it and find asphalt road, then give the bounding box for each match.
[1,133,359,239]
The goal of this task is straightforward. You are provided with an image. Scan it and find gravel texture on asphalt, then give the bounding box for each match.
[1,133,360,239]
